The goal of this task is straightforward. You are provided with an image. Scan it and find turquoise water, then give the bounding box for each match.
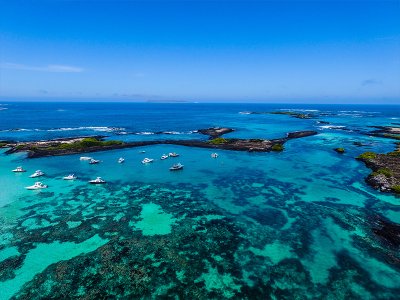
[0,103,399,299]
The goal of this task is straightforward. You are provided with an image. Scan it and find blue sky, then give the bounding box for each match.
[0,0,399,103]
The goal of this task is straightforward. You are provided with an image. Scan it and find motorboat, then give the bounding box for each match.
[140,150,146,153]
[26,182,48,190]
[211,153,219,158]
[168,152,179,157]
[12,166,26,172]
[118,157,125,163]
[29,170,44,178]
[169,163,184,171]
[80,156,92,161]
[89,159,100,164]
[89,177,106,184]
[160,154,168,160]
[63,174,77,180]
[142,158,154,164]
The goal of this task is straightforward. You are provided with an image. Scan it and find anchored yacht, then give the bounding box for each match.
[26,182,48,190]
[80,156,92,161]
[63,174,77,180]
[89,177,106,184]
[12,166,26,172]
[89,159,100,164]
[142,158,154,164]
[160,154,168,160]
[169,163,184,171]
[30,170,44,178]
[118,157,125,163]
[169,152,179,157]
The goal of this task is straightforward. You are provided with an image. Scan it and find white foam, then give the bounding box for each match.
[47,126,125,132]
[279,109,319,112]
[0,126,125,133]
[318,125,346,130]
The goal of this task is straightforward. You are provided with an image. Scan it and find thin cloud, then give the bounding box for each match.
[361,79,382,86]
[0,62,84,73]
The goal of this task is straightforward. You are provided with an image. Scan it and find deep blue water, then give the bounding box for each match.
[1,102,399,142]
[0,102,399,299]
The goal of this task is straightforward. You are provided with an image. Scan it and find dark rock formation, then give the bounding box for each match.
[286,131,318,139]
[367,126,400,141]
[270,111,315,119]
[197,127,234,139]
[4,129,318,158]
[357,147,400,195]
[334,148,345,154]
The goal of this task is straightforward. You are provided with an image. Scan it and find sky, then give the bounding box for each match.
[0,0,399,103]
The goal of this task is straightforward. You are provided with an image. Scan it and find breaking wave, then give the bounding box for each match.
[0,126,126,133]
[318,125,347,130]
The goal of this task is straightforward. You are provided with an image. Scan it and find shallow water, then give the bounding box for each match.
[0,103,399,299]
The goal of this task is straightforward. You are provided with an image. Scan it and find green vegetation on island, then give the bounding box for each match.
[208,137,229,145]
[357,148,400,195]
[43,138,123,151]
[392,185,400,194]
[334,147,345,154]
[357,151,377,160]
[271,144,284,151]
[371,168,393,178]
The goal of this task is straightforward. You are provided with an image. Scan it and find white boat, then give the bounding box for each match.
[169,163,184,171]
[29,170,44,178]
[118,157,125,163]
[26,182,48,190]
[168,152,179,157]
[142,158,154,164]
[80,156,92,161]
[63,174,77,180]
[139,150,146,153]
[12,166,26,172]
[89,159,100,164]
[160,154,168,160]
[211,153,219,158]
[89,177,106,184]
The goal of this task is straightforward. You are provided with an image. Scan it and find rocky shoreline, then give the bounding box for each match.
[240,111,316,119]
[368,126,400,141]
[1,127,318,158]
[357,145,400,195]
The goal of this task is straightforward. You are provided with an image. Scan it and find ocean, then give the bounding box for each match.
[0,102,399,299]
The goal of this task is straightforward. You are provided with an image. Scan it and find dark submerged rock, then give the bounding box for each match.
[370,214,400,248]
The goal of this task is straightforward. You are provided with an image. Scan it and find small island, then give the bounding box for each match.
[357,145,400,195]
[334,147,345,154]
[368,126,400,141]
[240,111,315,119]
[1,127,318,158]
